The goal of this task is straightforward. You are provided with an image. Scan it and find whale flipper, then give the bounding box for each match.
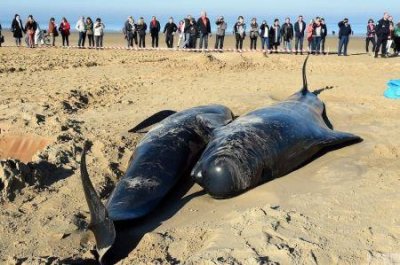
[80,141,116,265]
[128,110,176,133]
[318,129,362,148]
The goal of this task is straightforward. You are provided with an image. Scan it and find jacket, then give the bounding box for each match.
[149,20,161,35]
[48,21,56,34]
[25,21,38,33]
[86,22,94,35]
[75,20,86,32]
[260,24,269,38]
[94,22,105,36]
[376,18,390,38]
[163,22,177,35]
[234,22,246,38]
[269,25,281,44]
[294,21,306,38]
[137,23,147,36]
[281,23,294,41]
[216,20,227,36]
[321,24,328,38]
[197,17,211,34]
[338,21,352,38]
[367,24,376,38]
[59,22,71,36]
[249,22,259,38]
[11,18,24,38]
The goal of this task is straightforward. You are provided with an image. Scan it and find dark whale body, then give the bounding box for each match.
[191,57,362,198]
[80,105,234,263]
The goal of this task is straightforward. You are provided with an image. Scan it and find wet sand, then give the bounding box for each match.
[0,35,399,264]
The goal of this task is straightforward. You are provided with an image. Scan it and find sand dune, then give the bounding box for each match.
[0,42,399,264]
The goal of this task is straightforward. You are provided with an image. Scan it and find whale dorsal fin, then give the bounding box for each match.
[128,110,177,133]
[301,55,310,95]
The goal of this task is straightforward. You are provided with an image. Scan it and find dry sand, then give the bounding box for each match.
[0,33,399,265]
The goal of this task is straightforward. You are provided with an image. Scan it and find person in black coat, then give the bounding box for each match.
[269,19,281,53]
[375,12,391,58]
[294,15,306,54]
[163,17,177,48]
[197,11,211,49]
[123,16,137,48]
[338,18,352,56]
[320,18,328,54]
[11,14,24,46]
[149,16,161,48]
[281,17,294,52]
[136,17,147,48]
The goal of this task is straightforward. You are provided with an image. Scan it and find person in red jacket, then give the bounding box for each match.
[59,17,70,47]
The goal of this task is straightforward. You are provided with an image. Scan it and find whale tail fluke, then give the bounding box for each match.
[128,110,177,133]
[301,55,310,95]
[80,141,116,264]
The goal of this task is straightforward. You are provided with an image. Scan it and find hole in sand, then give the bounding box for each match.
[0,128,52,163]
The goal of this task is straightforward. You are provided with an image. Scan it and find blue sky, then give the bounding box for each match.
[1,0,399,25]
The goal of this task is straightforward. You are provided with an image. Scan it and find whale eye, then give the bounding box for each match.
[215,166,222,173]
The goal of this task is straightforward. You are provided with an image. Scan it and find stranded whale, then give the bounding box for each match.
[80,105,234,264]
[191,56,362,198]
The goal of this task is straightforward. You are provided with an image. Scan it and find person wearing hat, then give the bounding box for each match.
[366,19,376,53]
[215,16,227,50]
[337,18,352,56]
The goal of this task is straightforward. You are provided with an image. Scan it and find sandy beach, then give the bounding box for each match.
[0,31,399,265]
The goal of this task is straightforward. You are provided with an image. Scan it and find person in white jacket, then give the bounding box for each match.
[94,18,105,48]
[75,16,86,47]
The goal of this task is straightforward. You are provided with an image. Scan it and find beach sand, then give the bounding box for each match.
[0,32,399,264]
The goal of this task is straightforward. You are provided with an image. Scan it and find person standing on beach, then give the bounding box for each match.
[375,12,390,58]
[189,17,198,49]
[320,18,328,54]
[233,16,246,52]
[11,14,24,47]
[124,16,137,48]
[183,15,192,48]
[394,22,400,56]
[215,16,227,50]
[137,17,147,48]
[281,17,294,53]
[294,15,306,54]
[197,11,211,49]
[337,18,352,56]
[48,17,58,46]
[249,18,259,51]
[366,19,376,53]
[269,19,281,53]
[76,16,87,47]
[312,17,322,55]
[94,18,105,48]
[260,20,270,51]
[150,16,161,48]
[386,16,395,56]
[163,17,177,48]
[86,17,94,48]
[59,17,70,47]
[25,15,37,48]
[306,19,314,53]
[177,20,185,48]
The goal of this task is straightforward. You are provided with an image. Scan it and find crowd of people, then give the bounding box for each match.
[0,11,399,57]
